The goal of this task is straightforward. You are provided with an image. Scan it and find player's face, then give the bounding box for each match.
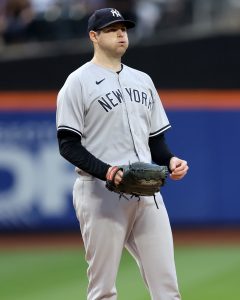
[95,23,129,57]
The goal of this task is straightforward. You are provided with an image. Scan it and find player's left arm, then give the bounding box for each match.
[148,77,189,180]
[149,130,189,181]
[149,133,173,167]
[149,133,188,181]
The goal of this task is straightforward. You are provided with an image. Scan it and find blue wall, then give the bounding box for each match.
[0,111,77,231]
[162,110,240,226]
[0,108,239,230]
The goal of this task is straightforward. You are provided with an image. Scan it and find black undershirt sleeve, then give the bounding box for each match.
[57,130,110,181]
[148,133,174,168]
[58,130,173,180]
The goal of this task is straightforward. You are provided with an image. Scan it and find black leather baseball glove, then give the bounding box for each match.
[106,162,168,197]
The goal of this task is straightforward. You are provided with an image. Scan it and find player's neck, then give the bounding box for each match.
[92,53,122,72]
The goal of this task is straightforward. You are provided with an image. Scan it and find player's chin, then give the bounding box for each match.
[117,43,128,52]
[118,45,127,52]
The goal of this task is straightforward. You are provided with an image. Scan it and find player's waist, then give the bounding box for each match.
[75,167,94,180]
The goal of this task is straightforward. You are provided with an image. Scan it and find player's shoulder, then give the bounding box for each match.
[122,64,153,83]
[66,62,93,82]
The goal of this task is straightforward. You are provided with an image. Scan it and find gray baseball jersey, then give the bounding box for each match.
[56,61,171,166]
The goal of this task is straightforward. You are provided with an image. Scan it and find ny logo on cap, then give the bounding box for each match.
[111,9,121,17]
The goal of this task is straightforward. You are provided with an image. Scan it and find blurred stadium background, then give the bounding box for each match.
[0,0,240,299]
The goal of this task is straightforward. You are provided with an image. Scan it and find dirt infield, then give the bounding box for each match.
[1,228,240,250]
[172,228,240,245]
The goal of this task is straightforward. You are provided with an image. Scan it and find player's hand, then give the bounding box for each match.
[169,157,188,180]
[106,166,123,186]
[114,170,123,185]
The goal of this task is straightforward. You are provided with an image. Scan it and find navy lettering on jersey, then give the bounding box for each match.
[142,92,147,106]
[133,89,141,103]
[98,89,123,112]
[125,88,150,107]
[106,92,118,107]
[98,88,152,112]
[112,90,123,103]
[125,88,133,101]
[98,97,113,112]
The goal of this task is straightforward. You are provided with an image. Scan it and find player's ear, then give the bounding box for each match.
[89,31,98,43]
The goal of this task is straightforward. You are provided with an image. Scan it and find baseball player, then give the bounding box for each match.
[56,7,188,300]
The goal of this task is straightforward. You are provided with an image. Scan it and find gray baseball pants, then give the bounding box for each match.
[73,174,181,300]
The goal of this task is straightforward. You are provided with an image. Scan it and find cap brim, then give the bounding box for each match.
[97,20,135,31]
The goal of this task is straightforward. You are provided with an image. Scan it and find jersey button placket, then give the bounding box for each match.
[118,75,140,160]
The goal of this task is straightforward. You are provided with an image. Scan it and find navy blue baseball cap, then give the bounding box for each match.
[88,8,135,32]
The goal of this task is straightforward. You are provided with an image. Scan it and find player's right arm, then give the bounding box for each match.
[56,72,112,181]
[57,129,110,180]
[58,129,123,184]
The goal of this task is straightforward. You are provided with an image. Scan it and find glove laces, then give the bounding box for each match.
[118,193,159,209]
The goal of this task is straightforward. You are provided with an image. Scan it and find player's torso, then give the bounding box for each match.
[78,63,154,165]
